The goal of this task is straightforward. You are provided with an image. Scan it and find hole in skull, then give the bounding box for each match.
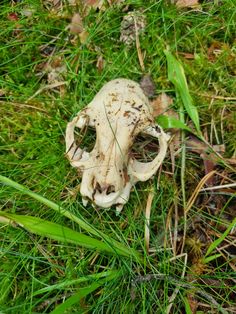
[74,126,96,153]
[106,185,115,195]
[95,182,102,193]
[130,134,160,162]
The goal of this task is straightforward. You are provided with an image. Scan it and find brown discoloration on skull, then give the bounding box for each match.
[65,78,170,213]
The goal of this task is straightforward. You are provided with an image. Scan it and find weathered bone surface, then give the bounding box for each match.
[66,78,170,213]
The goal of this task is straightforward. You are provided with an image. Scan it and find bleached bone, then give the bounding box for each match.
[66,78,170,212]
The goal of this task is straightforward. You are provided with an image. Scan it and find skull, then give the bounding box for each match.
[66,78,170,213]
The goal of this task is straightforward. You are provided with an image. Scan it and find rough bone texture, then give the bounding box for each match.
[66,78,170,213]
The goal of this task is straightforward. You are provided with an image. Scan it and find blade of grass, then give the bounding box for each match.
[50,281,104,314]
[49,271,118,314]
[203,253,222,264]
[0,175,141,260]
[0,212,130,256]
[164,50,200,133]
[156,115,192,132]
[205,217,236,257]
[33,270,119,296]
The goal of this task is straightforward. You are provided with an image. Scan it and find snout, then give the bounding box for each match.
[93,190,121,208]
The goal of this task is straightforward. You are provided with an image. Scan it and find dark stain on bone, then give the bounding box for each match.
[123,110,132,117]
[123,167,129,184]
[133,106,141,112]
[109,92,118,102]
[128,84,135,89]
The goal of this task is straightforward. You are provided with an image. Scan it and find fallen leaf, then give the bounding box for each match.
[140,74,155,97]
[7,13,19,21]
[96,55,105,72]
[187,293,198,314]
[186,136,227,185]
[79,30,89,44]
[151,93,173,117]
[83,0,124,13]
[175,0,200,9]
[69,13,84,34]
[207,41,229,62]
[83,0,106,13]
[69,13,89,44]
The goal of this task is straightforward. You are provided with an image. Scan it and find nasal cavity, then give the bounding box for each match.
[95,182,115,195]
[106,185,115,195]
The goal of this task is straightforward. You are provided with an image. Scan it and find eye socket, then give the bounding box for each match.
[74,126,96,153]
[130,133,160,162]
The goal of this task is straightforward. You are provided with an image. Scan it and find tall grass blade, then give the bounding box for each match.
[50,272,118,314]
[205,217,236,257]
[50,282,102,314]
[0,175,141,260]
[33,270,119,296]
[0,212,128,256]
[164,50,200,133]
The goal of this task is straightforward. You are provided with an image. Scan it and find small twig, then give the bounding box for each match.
[200,182,236,192]
[144,190,154,254]
[134,17,145,72]
[26,81,67,102]
[198,93,236,101]
[185,171,216,213]
[0,100,48,113]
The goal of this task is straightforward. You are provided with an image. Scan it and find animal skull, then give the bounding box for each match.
[66,78,170,213]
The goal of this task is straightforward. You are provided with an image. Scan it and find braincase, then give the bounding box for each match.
[87,78,154,129]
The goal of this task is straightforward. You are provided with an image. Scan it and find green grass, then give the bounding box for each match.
[1,1,236,313]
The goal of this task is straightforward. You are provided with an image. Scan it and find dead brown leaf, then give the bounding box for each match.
[69,13,84,34]
[82,0,106,13]
[207,41,231,62]
[7,13,19,21]
[175,0,200,8]
[69,13,89,44]
[151,93,173,117]
[187,293,198,314]
[140,74,155,97]
[96,55,105,72]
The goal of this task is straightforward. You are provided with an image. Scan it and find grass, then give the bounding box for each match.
[0,0,236,313]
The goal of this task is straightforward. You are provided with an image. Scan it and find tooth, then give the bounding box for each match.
[115,204,123,215]
[82,198,88,207]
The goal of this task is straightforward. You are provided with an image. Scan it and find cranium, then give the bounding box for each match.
[66,78,170,213]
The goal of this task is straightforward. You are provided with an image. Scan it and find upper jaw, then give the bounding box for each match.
[81,182,133,211]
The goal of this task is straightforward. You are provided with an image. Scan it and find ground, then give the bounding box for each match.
[0,1,236,313]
